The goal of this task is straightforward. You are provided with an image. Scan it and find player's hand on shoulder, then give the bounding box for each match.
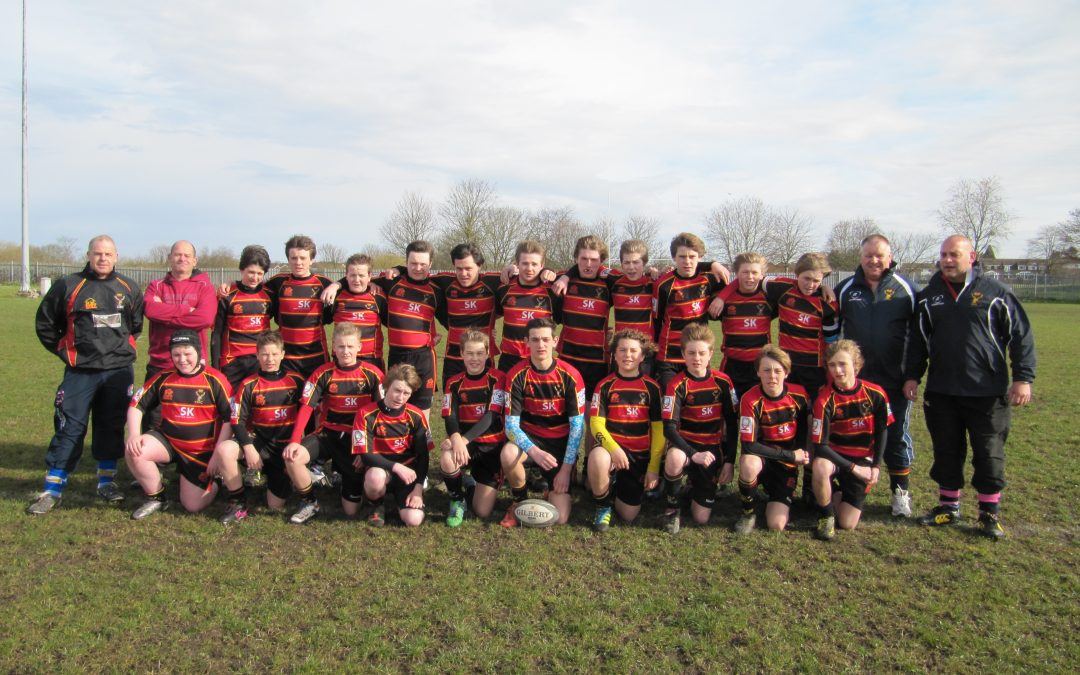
[217,282,232,298]
[320,283,340,305]
[708,297,724,318]
[552,275,570,296]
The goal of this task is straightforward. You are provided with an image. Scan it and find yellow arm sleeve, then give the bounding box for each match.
[590,414,621,455]
[648,421,665,474]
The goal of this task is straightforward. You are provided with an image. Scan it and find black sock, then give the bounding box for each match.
[227,486,246,503]
[817,500,834,518]
[511,485,528,502]
[296,482,315,502]
[737,478,757,513]
[663,473,683,510]
[889,469,910,492]
[445,469,464,501]
[592,488,612,507]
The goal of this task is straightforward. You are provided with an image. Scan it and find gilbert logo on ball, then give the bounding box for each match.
[513,499,559,528]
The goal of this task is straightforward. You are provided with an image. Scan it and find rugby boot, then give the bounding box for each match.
[662,509,681,535]
[592,505,613,533]
[97,482,125,503]
[369,502,386,527]
[917,505,959,527]
[131,498,168,520]
[814,514,836,541]
[499,503,520,528]
[219,501,249,525]
[733,511,756,535]
[446,500,466,528]
[289,499,320,525]
[26,492,60,516]
[978,512,1006,540]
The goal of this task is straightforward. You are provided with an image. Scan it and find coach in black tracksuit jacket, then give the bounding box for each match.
[827,240,918,498]
[903,236,1035,525]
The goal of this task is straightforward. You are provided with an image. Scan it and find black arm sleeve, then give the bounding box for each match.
[663,420,696,455]
[872,425,888,467]
[742,440,796,462]
[412,426,430,483]
[360,452,396,471]
[721,394,738,464]
[211,296,227,368]
[462,411,493,443]
[811,413,854,472]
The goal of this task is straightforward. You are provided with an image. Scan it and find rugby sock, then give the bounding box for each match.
[592,487,612,507]
[43,468,69,497]
[737,478,758,514]
[444,469,464,501]
[96,460,118,488]
[817,500,834,518]
[296,482,315,502]
[889,468,911,492]
[144,484,166,501]
[510,485,528,503]
[662,473,683,511]
[227,485,246,504]
[977,492,1001,515]
[939,488,961,512]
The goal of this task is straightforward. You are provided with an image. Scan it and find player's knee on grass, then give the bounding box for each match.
[471,484,497,518]
[765,502,790,531]
[836,502,862,530]
[689,500,711,525]
[614,499,641,523]
[400,507,424,527]
[178,476,215,513]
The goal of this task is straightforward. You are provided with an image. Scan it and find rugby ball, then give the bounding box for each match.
[514,498,560,528]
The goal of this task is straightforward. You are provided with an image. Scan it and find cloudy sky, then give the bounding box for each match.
[1,1,1077,260]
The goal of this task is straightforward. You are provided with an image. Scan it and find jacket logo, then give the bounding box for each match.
[114,293,126,309]
[971,291,983,306]
[884,289,895,300]
[84,298,98,310]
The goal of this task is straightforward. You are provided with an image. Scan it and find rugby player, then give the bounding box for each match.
[328,253,387,372]
[714,252,773,397]
[263,235,334,379]
[494,241,560,373]
[212,244,273,389]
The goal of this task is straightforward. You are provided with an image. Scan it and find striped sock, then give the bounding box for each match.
[977,492,1001,515]
[939,488,961,511]
[97,460,118,488]
[44,468,68,497]
[889,468,910,492]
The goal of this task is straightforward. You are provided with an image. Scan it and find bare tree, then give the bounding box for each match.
[936,176,1012,255]
[529,206,585,270]
[440,179,498,244]
[319,243,348,265]
[1026,224,1068,274]
[147,244,172,266]
[620,215,663,262]
[197,245,237,269]
[826,218,879,271]
[887,230,938,267]
[380,191,437,254]
[770,207,816,271]
[33,236,79,264]
[1059,208,1080,254]
[591,216,618,261]
[703,197,774,265]
[481,206,531,267]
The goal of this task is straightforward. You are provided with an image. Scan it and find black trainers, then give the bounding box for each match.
[814,514,836,541]
[26,492,61,516]
[978,512,1006,540]
[918,505,960,527]
[97,482,125,503]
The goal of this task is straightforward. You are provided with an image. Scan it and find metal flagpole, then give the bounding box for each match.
[20,0,30,294]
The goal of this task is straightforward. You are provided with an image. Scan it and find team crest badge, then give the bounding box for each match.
[569,285,578,294]
[450,289,458,298]
[329,383,338,393]
[394,288,406,297]
[860,401,872,415]
[505,297,515,307]
[674,290,684,300]
[255,394,266,406]
[787,297,797,307]
[283,287,293,296]
[114,293,125,309]
[884,288,895,300]
[610,393,620,403]
[194,389,207,404]
[376,424,387,436]
[233,304,242,314]
[728,306,736,314]
[971,291,983,306]
[162,388,174,401]
[83,298,98,310]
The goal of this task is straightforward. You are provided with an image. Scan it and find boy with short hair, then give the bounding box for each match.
[440,330,507,526]
[213,244,273,389]
[494,241,560,373]
[660,323,738,534]
[329,253,387,372]
[264,235,334,378]
[714,252,773,397]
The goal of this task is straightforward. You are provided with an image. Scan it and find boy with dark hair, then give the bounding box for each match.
[494,241,560,373]
[264,235,334,378]
[212,244,273,388]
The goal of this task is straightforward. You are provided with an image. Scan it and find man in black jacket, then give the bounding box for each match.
[826,234,918,517]
[903,235,1035,539]
[30,235,144,515]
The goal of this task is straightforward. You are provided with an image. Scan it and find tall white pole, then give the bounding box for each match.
[20,0,30,294]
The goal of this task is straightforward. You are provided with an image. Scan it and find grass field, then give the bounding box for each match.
[0,286,1077,672]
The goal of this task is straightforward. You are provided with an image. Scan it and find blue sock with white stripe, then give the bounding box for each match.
[97,460,118,488]
[44,468,69,497]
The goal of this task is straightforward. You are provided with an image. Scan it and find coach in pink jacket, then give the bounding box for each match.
[143,241,217,378]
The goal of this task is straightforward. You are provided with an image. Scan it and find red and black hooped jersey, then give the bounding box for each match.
[589,373,662,454]
[558,275,611,364]
[330,284,387,360]
[299,361,384,433]
[231,369,306,448]
[716,283,772,364]
[653,271,725,363]
[264,273,333,365]
[352,401,433,464]
[216,283,273,366]
[494,279,558,359]
[441,368,507,446]
[765,277,837,369]
[811,379,893,459]
[506,358,585,441]
[375,275,440,350]
[662,369,738,451]
[739,383,810,464]
[131,366,232,462]
[610,273,655,335]
[432,272,502,362]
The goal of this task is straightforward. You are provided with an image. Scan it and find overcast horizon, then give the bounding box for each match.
[2,2,1078,260]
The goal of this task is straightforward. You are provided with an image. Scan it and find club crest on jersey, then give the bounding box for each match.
[610,393,620,403]
[352,429,366,449]
[728,306,736,315]
[449,289,458,298]
[376,424,387,436]
[569,285,578,294]
[740,416,754,434]
[162,388,174,401]
[114,293,126,309]
[394,288,406,297]
[233,304,243,314]
[861,401,872,415]
[83,298,98,310]
[329,383,339,393]
[194,389,207,404]
[283,287,293,296]
[255,394,267,406]
[786,297,797,307]
[971,291,983,306]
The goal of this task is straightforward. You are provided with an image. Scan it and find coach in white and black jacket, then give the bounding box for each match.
[902,235,1035,538]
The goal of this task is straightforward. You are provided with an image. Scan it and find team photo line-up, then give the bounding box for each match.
[30,229,1036,540]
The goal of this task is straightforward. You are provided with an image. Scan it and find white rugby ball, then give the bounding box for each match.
[514,498,560,528]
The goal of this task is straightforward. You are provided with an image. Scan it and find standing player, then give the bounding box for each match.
[903,235,1035,538]
[281,323,384,524]
[209,330,305,524]
[328,253,387,372]
[494,241,560,373]
[715,252,773,397]
[555,235,613,402]
[372,240,441,419]
[124,330,233,519]
[30,235,144,514]
[825,234,918,517]
[734,345,811,534]
[660,323,739,534]
[499,318,586,527]
[585,330,664,531]
[432,244,504,386]
[652,233,727,389]
[264,235,333,379]
[810,340,893,541]
[440,330,507,526]
[212,245,273,389]
[353,364,433,527]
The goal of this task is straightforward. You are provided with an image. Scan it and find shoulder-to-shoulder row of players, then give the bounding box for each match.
[122,231,899,540]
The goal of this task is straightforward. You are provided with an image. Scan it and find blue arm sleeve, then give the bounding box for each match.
[565,414,585,465]
[505,415,535,455]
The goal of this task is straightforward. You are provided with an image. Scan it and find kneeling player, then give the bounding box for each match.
[810,340,893,540]
[734,345,811,534]
[353,364,432,527]
[281,323,383,524]
[125,330,233,519]
[660,323,738,533]
[499,318,585,527]
[586,329,664,531]
[440,330,507,526]
[210,330,305,524]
